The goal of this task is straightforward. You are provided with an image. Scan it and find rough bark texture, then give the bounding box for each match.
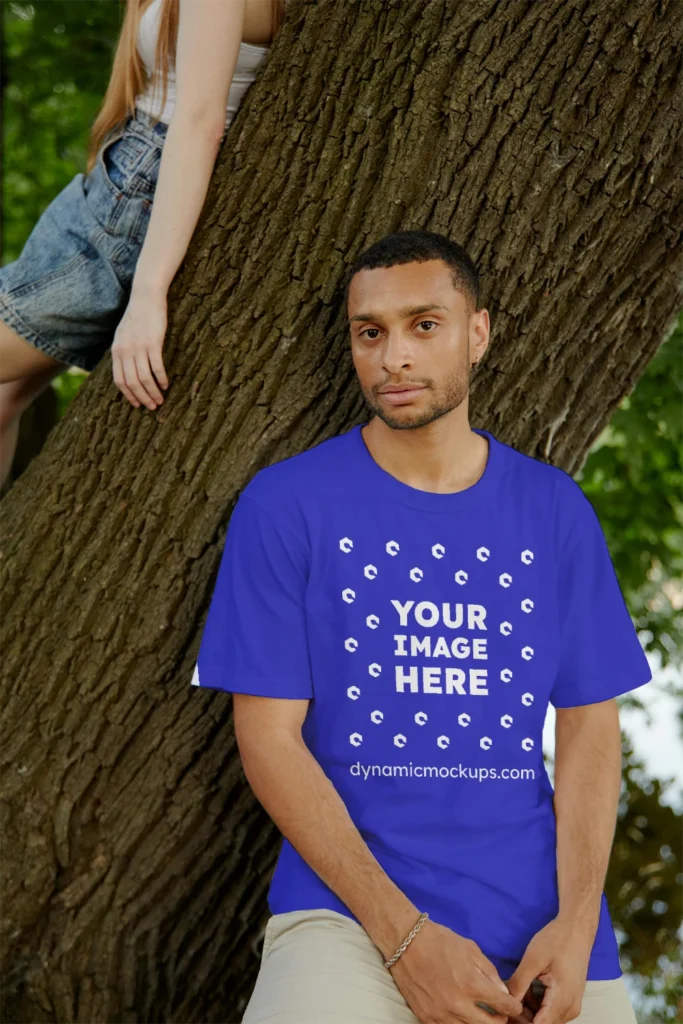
[1,0,681,1021]
[0,7,5,260]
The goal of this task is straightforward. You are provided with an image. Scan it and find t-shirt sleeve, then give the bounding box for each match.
[191,491,313,699]
[549,487,653,709]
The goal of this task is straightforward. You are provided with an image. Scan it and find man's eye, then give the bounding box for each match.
[359,321,437,340]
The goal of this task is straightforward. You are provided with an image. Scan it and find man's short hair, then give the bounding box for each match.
[343,229,480,314]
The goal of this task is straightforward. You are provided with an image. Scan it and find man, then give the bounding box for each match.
[191,229,651,1024]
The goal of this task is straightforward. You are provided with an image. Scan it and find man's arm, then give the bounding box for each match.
[505,698,624,1022]
[232,692,421,961]
[553,698,623,943]
[232,692,524,1024]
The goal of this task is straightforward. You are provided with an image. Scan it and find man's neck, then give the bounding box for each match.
[361,415,489,496]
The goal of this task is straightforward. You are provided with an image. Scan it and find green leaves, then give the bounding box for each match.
[3,1,122,261]
[578,312,683,674]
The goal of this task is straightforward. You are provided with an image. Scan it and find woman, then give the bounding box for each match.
[0,0,287,487]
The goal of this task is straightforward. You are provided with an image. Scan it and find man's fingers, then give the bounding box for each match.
[471,994,528,1024]
[473,957,509,991]
[472,972,523,1018]
[528,974,561,1024]
[506,1005,535,1024]
[505,959,546,1003]
[504,987,537,1022]
[531,981,576,1024]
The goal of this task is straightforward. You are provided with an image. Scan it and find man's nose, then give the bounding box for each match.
[381,332,413,371]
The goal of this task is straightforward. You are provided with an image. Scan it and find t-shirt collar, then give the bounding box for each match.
[347,421,501,513]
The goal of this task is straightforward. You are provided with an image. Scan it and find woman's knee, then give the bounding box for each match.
[0,318,69,384]
[0,368,64,428]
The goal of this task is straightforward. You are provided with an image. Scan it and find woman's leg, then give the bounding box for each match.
[0,319,69,383]
[0,322,70,487]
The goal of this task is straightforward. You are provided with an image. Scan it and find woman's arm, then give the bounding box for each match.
[112,0,248,410]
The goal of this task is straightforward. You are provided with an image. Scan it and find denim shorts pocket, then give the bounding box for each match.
[100,131,158,200]
[85,134,156,246]
[102,139,127,191]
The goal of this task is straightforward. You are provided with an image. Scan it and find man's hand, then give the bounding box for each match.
[505,916,594,1024]
[112,289,169,410]
[391,919,524,1024]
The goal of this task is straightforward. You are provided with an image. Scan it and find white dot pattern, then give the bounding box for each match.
[340,536,538,753]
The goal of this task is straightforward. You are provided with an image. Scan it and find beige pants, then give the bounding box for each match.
[241,908,638,1024]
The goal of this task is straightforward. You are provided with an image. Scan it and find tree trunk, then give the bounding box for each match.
[0,3,5,264]
[1,0,681,1020]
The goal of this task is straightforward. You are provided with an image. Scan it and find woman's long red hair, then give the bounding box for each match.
[87,0,286,172]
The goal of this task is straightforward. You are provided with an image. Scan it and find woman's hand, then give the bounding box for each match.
[112,286,169,410]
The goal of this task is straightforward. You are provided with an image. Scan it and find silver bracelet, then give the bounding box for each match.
[383,911,429,969]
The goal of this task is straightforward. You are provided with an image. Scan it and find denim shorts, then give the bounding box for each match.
[0,108,168,373]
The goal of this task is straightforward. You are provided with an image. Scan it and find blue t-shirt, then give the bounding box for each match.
[192,423,652,981]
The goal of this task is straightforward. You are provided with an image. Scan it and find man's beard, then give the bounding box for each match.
[362,362,471,431]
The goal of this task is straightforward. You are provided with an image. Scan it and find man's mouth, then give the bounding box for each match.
[377,383,427,405]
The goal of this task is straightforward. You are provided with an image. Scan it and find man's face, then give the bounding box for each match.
[348,259,489,430]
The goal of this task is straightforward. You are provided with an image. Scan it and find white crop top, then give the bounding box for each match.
[135,0,279,128]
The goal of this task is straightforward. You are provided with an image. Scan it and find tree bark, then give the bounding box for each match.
[0,4,6,262]
[1,0,681,1020]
